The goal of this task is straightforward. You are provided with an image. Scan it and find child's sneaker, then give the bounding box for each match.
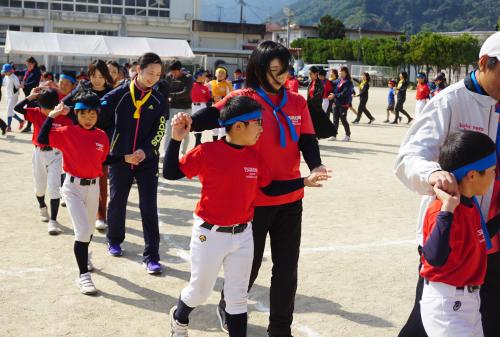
[39,207,49,222]
[143,261,163,274]
[327,136,337,141]
[87,251,94,272]
[169,306,188,337]
[76,272,97,295]
[95,219,107,230]
[48,220,62,235]
[343,136,351,142]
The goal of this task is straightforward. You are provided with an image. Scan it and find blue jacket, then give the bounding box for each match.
[333,78,354,107]
[100,81,167,162]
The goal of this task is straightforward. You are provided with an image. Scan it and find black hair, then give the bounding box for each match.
[245,40,292,93]
[331,69,339,79]
[309,66,319,74]
[169,60,182,71]
[26,56,38,68]
[37,89,59,110]
[340,66,351,79]
[234,69,242,74]
[74,90,101,112]
[318,69,327,76]
[363,72,370,82]
[106,60,121,72]
[137,53,163,72]
[220,95,262,132]
[42,72,53,80]
[39,65,46,72]
[88,59,114,86]
[400,71,408,80]
[438,130,496,175]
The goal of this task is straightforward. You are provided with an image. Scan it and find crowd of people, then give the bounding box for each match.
[1,31,499,337]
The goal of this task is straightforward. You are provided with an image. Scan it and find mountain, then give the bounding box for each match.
[272,0,500,33]
[200,0,295,24]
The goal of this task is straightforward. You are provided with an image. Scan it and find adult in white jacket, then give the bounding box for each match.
[394,32,500,337]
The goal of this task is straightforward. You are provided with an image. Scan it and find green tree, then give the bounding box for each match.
[317,15,346,40]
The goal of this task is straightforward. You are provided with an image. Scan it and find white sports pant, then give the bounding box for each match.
[415,99,428,119]
[322,98,330,113]
[164,108,192,154]
[32,147,62,199]
[62,175,100,242]
[6,95,19,117]
[181,215,254,315]
[420,281,483,337]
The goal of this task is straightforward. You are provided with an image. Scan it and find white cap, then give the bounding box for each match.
[479,31,500,60]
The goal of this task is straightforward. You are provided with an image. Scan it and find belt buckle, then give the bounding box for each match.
[80,179,90,186]
[467,285,480,293]
[231,225,236,234]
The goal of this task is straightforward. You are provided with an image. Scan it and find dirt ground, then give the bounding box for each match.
[0,86,423,337]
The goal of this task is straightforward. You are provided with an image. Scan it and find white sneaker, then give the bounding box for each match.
[170,306,188,337]
[95,219,107,230]
[328,136,337,141]
[343,136,351,142]
[87,251,94,272]
[39,207,49,222]
[48,220,62,235]
[76,272,97,295]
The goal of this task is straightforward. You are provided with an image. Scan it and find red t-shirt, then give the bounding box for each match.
[24,107,73,146]
[322,80,333,99]
[285,78,299,93]
[420,200,487,287]
[215,88,315,206]
[48,125,110,178]
[416,83,430,100]
[180,140,271,226]
[191,82,211,103]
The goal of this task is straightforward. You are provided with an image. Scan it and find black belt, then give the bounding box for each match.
[70,176,97,186]
[201,222,248,234]
[193,102,203,106]
[424,279,480,293]
[36,145,53,151]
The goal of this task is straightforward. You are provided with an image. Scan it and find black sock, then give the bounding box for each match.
[36,195,46,208]
[61,173,66,187]
[194,133,202,146]
[174,298,194,324]
[74,241,90,275]
[226,311,247,337]
[50,199,60,221]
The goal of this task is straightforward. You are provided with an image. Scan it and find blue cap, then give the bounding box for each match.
[1,64,13,73]
[416,72,426,79]
[194,70,206,79]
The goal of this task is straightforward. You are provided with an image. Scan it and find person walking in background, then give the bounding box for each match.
[415,73,430,118]
[284,67,299,93]
[328,66,353,142]
[2,63,25,132]
[319,68,333,113]
[392,71,413,124]
[352,72,375,124]
[21,57,42,133]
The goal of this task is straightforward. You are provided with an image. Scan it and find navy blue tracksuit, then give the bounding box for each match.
[100,81,167,262]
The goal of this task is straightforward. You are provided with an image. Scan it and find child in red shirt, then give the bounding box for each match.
[191,70,211,146]
[14,88,73,234]
[415,73,430,118]
[164,96,329,337]
[37,91,138,295]
[420,130,499,337]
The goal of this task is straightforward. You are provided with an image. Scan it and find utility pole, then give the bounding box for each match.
[283,7,294,48]
[216,6,223,22]
[238,0,245,24]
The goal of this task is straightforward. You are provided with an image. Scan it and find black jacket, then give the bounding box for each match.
[165,73,193,109]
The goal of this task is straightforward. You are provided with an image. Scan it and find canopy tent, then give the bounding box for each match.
[5,31,195,59]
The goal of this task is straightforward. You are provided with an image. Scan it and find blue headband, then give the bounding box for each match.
[452,152,497,181]
[75,102,91,110]
[60,74,76,84]
[218,110,262,127]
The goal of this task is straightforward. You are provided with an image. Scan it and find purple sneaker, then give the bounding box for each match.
[107,243,123,257]
[143,261,163,274]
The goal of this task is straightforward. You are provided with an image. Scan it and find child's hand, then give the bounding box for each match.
[328,93,334,100]
[27,87,41,100]
[49,103,67,118]
[132,149,146,163]
[433,185,460,213]
[304,172,331,187]
[171,116,191,141]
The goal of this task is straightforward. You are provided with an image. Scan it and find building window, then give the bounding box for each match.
[10,0,22,7]
[0,0,8,7]
[37,2,48,9]
[100,5,111,13]
[111,6,122,14]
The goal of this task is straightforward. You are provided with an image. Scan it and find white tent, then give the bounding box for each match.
[5,31,195,59]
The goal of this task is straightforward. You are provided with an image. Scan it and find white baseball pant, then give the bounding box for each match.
[420,280,483,337]
[164,108,192,154]
[6,95,19,117]
[32,147,62,199]
[414,99,429,119]
[180,214,254,315]
[322,98,330,113]
[62,175,100,242]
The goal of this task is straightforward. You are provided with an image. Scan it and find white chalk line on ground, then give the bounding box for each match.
[0,267,47,276]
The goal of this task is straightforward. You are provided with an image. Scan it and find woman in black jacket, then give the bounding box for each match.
[392,71,413,124]
[352,72,375,124]
[329,66,353,141]
[21,57,42,133]
[307,67,334,139]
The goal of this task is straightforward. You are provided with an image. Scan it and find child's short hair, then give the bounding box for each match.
[318,69,327,76]
[37,89,60,110]
[74,90,100,112]
[439,130,496,175]
[220,96,262,132]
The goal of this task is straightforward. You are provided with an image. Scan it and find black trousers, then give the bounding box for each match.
[107,160,160,262]
[332,105,351,137]
[355,98,374,121]
[398,246,427,337]
[481,251,500,337]
[394,98,411,122]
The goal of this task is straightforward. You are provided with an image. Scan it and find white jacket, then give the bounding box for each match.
[394,79,498,246]
[3,74,20,98]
